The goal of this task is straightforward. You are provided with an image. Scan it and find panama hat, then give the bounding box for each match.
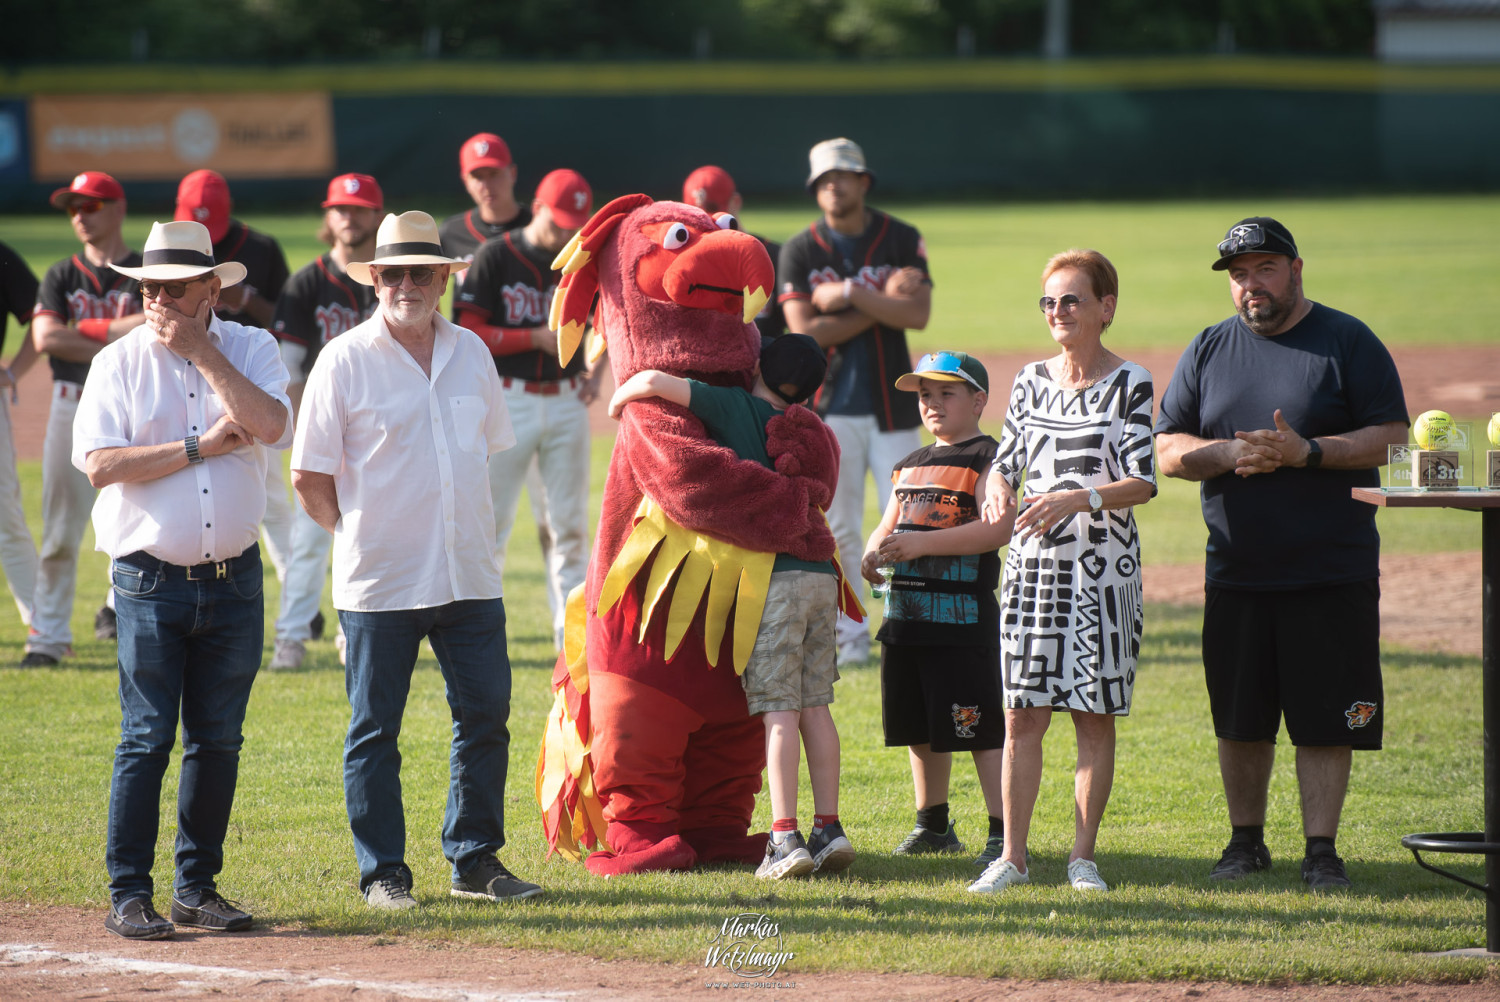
[346,211,465,286]
[110,221,246,287]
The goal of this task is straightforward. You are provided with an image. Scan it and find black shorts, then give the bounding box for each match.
[881,643,1006,752]
[1203,579,1383,749]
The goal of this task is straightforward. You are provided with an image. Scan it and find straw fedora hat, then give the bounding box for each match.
[111,221,247,287]
[346,211,464,286]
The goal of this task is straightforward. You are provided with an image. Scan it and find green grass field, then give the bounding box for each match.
[0,196,1494,985]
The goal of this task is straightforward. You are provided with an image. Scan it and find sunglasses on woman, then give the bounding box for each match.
[1039,294,1090,315]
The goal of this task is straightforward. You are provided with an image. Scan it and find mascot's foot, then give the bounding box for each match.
[683,827,769,865]
[585,835,697,876]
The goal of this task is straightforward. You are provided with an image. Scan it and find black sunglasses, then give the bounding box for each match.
[1039,294,1089,315]
[140,276,211,299]
[1217,223,1268,259]
[375,266,437,288]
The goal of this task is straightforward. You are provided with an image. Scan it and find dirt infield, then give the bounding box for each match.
[1,903,1495,1001]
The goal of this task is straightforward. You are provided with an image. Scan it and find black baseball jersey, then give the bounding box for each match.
[0,240,39,356]
[455,228,583,382]
[213,221,291,327]
[440,206,535,300]
[270,253,377,380]
[777,208,931,432]
[35,252,142,385]
[751,233,786,340]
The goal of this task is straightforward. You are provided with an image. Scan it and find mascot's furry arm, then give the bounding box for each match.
[620,399,834,562]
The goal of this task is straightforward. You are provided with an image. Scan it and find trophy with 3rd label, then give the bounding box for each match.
[1404,409,1471,490]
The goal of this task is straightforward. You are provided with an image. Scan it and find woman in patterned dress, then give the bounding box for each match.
[968,249,1156,895]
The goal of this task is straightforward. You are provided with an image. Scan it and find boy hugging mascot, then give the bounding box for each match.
[536,195,861,875]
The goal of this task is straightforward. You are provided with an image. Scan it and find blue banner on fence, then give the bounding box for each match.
[0,100,28,184]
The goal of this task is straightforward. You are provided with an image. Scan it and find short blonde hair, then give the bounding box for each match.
[1043,249,1119,330]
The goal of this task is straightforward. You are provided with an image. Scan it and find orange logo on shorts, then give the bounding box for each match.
[1344,701,1378,729]
[951,704,980,739]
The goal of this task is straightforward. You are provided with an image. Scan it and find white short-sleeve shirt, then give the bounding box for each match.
[72,316,293,566]
[292,311,515,612]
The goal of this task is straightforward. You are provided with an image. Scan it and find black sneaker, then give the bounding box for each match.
[1209,840,1272,880]
[755,832,815,879]
[451,854,543,901]
[807,822,856,874]
[171,889,252,931]
[95,605,118,640]
[106,896,174,940]
[1302,852,1352,890]
[892,823,965,856]
[19,651,59,668]
[309,610,325,641]
[973,834,1004,867]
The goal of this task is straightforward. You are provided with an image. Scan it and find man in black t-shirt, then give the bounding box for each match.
[264,173,383,670]
[681,165,785,340]
[1155,217,1409,890]
[176,169,296,622]
[0,241,42,627]
[778,138,932,665]
[454,168,601,650]
[26,172,146,666]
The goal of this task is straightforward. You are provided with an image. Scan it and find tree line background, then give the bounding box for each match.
[11,0,1375,65]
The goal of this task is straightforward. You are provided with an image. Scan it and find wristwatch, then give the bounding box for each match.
[184,435,204,465]
[1304,438,1323,469]
[1087,488,1103,512]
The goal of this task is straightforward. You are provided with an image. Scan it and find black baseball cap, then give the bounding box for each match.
[760,333,828,405]
[1212,217,1299,271]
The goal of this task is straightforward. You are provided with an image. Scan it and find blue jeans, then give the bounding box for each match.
[339,598,512,892]
[106,547,263,905]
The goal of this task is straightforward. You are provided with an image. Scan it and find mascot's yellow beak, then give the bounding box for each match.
[659,228,775,324]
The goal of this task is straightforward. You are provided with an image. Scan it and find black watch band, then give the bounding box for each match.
[185,435,204,465]
[1304,438,1322,469]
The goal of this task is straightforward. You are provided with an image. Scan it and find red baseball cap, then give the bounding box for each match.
[49,170,125,210]
[321,173,384,210]
[460,133,513,175]
[682,166,735,213]
[174,169,232,244]
[534,169,593,228]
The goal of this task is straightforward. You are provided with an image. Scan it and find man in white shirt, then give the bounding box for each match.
[291,211,541,909]
[73,221,292,940]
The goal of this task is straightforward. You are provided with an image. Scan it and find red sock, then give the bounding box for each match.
[812,813,838,833]
[772,818,798,833]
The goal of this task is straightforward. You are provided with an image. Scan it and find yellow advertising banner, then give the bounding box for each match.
[32,93,334,181]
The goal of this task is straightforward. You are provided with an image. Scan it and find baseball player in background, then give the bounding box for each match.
[175,169,294,607]
[265,174,382,669]
[681,164,786,339]
[439,131,553,585]
[24,171,146,666]
[779,138,933,665]
[0,240,42,627]
[453,168,603,649]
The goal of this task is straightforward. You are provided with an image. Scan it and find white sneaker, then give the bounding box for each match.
[268,639,305,671]
[967,858,1029,894]
[1067,858,1109,891]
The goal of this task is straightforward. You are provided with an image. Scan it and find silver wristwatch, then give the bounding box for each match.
[1087,488,1103,512]
[184,435,204,465]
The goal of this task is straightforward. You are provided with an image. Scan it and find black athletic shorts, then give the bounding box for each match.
[1203,579,1383,749]
[881,643,1006,752]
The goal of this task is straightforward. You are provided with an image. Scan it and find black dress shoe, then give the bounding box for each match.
[106,896,174,939]
[171,889,253,931]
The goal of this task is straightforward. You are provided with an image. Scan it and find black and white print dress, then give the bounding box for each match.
[992,360,1156,715]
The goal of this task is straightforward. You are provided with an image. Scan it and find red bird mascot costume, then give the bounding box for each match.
[536,196,862,875]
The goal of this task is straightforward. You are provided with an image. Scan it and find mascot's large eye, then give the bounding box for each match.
[661,223,691,250]
[713,212,740,231]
